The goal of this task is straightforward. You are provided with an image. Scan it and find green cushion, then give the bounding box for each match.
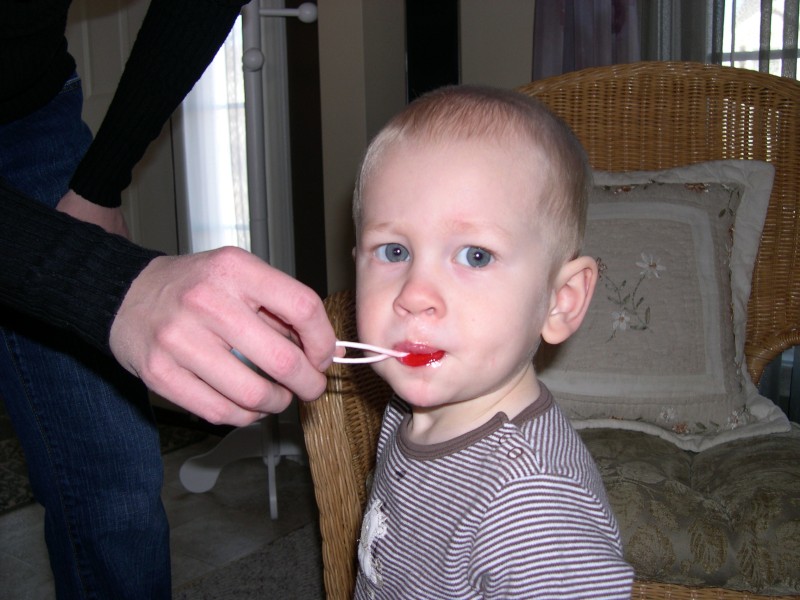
[581,424,800,594]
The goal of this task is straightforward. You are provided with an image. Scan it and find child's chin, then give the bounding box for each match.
[390,386,448,408]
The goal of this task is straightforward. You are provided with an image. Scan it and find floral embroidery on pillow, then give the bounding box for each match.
[597,254,666,342]
[653,404,754,435]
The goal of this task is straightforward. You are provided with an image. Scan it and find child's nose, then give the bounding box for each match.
[393,265,445,318]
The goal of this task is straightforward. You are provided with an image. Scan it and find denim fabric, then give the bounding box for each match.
[0,74,171,598]
[0,74,92,209]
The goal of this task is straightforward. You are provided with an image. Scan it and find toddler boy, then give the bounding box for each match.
[352,85,634,599]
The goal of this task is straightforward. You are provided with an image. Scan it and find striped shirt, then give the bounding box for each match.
[354,385,634,599]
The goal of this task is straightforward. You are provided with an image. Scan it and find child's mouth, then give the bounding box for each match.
[397,350,445,367]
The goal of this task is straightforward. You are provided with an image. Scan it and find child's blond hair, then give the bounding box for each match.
[353,85,590,272]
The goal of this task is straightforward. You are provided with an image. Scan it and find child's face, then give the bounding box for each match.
[355,137,556,413]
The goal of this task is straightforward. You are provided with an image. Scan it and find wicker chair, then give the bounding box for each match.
[300,62,800,599]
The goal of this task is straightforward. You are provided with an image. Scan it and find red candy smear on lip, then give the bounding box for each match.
[399,350,445,367]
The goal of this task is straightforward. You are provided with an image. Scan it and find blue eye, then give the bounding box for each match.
[376,243,410,263]
[457,246,493,268]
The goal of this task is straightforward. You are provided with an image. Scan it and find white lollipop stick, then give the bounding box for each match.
[333,340,409,364]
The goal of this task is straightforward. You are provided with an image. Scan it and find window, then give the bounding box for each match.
[177,17,250,254]
[717,0,799,78]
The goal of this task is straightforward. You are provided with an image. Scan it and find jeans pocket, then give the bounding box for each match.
[59,72,82,95]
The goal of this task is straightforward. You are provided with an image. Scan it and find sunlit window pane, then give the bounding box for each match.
[722,0,797,76]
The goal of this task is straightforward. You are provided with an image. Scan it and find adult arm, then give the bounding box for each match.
[0,178,159,349]
[1,180,337,426]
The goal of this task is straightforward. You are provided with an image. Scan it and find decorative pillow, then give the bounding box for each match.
[537,160,790,452]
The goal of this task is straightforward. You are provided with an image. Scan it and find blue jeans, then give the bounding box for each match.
[0,74,171,598]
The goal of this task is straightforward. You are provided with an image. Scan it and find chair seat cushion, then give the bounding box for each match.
[580,424,800,594]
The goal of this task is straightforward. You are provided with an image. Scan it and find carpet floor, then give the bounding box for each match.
[0,399,329,598]
[173,521,324,599]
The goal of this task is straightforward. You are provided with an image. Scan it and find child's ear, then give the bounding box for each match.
[541,256,597,345]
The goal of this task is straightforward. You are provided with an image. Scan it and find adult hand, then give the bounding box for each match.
[56,189,131,239]
[109,246,338,426]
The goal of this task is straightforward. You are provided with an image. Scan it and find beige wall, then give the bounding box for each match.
[319,0,535,293]
[460,0,535,88]
[317,0,406,293]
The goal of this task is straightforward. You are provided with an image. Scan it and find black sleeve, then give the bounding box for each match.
[0,179,164,353]
[69,0,249,207]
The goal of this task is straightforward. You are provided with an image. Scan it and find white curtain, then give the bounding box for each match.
[179,17,250,253]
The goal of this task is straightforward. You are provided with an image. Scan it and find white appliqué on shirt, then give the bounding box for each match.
[358,498,389,586]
